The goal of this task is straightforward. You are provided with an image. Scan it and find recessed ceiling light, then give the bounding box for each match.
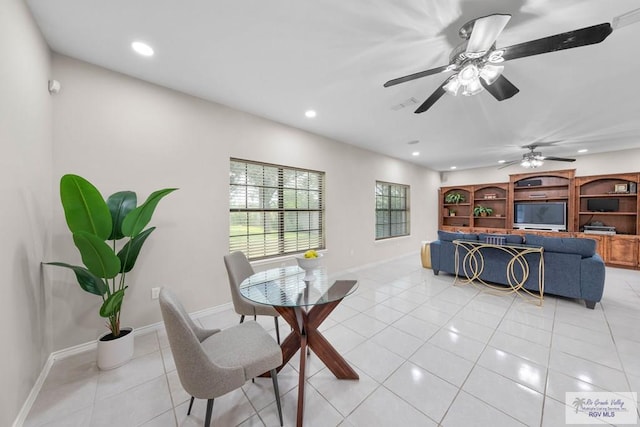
[498,160,506,164]
[578,149,588,153]
[305,110,317,118]
[131,41,154,57]
[412,151,420,156]
[450,166,457,170]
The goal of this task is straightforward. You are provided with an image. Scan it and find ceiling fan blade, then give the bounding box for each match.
[466,14,511,56]
[523,141,561,149]
[414,82,447,114]
[383,64,451,87]
[480,74,519,101]
[500,22,612,62]
[498,160,520,169]
[613,8,640,30]
[544,156,576,162]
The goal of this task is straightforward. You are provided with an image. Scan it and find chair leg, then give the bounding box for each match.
[187,396,195,415]
[254,315,257,321]
[204,399,214,427]
[274,317,280,344]
[271,369,283,427]
[239,315,245,323]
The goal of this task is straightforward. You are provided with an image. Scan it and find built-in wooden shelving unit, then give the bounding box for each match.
[438,169,640,269]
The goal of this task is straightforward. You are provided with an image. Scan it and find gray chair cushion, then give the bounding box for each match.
[159,288,282,399]
[202,321,283,380]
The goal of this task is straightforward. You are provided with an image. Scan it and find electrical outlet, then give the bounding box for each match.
[151,287,160,300]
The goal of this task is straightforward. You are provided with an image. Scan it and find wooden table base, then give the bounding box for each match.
[274,298,359,427]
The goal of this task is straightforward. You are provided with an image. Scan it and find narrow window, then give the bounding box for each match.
[375,181,410,239]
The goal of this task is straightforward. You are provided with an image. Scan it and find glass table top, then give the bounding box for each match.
[239,266,358,308]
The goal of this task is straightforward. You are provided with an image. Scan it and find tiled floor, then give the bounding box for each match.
[24,255,640,426]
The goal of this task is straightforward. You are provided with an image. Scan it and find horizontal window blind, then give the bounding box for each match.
[230,158,325,260]
[375,181,410,240]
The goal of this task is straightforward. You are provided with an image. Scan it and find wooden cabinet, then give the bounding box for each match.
[509,169,575,232]
[606,235,639,268]
[440,186,473,231]
[437,169,640,269]
[440,183,509,232]
[472,183,509,231]
[574,173,639,235]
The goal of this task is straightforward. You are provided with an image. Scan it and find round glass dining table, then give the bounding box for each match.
[239,265,359,307]
[240,266,359,427]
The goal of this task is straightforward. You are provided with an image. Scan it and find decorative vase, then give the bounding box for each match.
[97,327,134,370]
[297,255,322,281]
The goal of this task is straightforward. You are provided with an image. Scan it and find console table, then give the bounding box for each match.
[452,239,545,306]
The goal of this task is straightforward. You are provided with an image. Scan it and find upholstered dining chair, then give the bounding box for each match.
[158,288,283,427]
[224,251,280,344]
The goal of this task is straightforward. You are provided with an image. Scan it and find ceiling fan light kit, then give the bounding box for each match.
[443,62,504,97]
[499,144,577,169]
[521,152,545,169]
[384,13,613,114]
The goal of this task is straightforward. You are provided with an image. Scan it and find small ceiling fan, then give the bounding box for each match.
[384,14,613,113]
[499,144,576,169]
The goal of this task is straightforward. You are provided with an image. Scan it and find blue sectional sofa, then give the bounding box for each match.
[430,231,606,309]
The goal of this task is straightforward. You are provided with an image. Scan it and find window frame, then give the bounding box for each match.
[375,180,410,240]
[229,158,325,260]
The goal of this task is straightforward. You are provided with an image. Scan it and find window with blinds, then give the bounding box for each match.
[230,159,325,260]
[375,181,410,240]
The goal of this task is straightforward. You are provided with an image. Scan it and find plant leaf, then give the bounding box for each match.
[117,227,155,273]
[73,231,121,278]
[107,191,137,240]
[122,188,177,237]
[45,262,108,296]
[100,288,126,318]
[60,174,112,240]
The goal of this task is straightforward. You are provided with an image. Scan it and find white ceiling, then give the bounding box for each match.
[27,0,640,171]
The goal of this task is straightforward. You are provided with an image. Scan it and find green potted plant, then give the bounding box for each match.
[46,174,176,369]
[445,192,465,204]
[473,205,494,217]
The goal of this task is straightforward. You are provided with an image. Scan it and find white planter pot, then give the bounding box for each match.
[97,327,134,370]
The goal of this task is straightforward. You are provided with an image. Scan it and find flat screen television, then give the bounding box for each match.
[513,202,567,231]
[587,198,619,212]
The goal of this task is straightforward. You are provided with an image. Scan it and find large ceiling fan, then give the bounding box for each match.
[384,14,613,113]
[499,144,576,169]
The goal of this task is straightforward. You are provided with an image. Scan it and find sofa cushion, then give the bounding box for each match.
[478,233,524,245]
[437,230,478,242]
[524,234,596,257]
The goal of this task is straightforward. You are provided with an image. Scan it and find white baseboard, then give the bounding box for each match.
[12,353,55,427]
[12,301,233,427]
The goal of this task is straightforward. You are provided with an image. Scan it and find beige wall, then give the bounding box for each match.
[49,54,441,351]
[440,148,640,187]
[0,0,53,424]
